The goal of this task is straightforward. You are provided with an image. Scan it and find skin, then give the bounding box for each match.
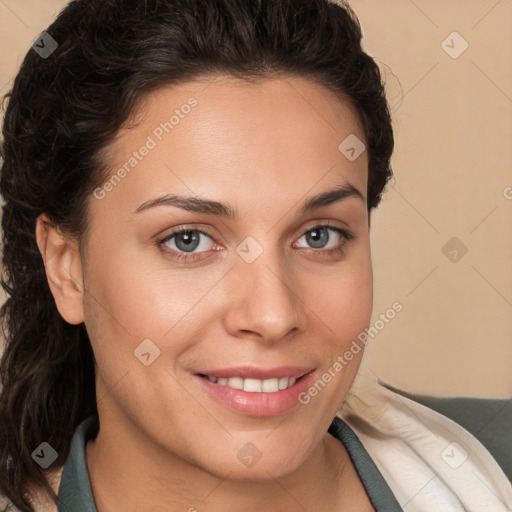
[36,75,375,511]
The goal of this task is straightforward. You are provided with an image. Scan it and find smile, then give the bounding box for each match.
[199,375,298,392]
[195,367,316,416]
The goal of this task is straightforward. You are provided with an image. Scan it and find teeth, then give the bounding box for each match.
[278,376,289,390]
[227,377,244,390]
[244,378,262,392]
[262,378,279,392]
[206,375,299,392]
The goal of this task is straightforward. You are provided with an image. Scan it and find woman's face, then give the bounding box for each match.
[78,75,372,479]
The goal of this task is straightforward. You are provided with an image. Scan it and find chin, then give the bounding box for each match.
[223,459,303,482]
[203,441,310,482]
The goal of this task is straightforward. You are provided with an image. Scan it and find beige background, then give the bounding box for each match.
[0,1,511,398]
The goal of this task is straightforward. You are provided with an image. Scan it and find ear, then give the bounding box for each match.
[35,213,85,325]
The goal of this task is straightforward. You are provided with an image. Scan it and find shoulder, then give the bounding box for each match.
[382,382,512,482]
[0,491,59,512]
[0,465,63,512]
[0,494,21,511]
[338,372,512,508]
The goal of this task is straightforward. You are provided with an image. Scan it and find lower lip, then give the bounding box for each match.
[195,371,316,417]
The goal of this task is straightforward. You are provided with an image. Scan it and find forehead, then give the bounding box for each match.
[94,75,368,216]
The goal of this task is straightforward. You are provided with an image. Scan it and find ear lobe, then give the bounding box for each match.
[35,213,85,325]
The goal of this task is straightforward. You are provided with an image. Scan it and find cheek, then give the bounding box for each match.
[82,234,206,339]
[298,240,373,413]
[308,243,373,342]
[81,235,231,405]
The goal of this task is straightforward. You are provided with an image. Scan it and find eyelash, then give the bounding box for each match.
[156,224,355,263]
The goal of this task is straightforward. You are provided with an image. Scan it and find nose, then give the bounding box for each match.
[223,250,305,344]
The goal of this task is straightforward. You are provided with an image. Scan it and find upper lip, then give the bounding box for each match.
[196,366,315,380]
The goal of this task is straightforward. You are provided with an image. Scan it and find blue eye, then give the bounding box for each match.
[157,224,354,263]
[295,226,354,251]
[158,229,215,255]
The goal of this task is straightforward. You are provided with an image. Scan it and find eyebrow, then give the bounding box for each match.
[132,182,364,218]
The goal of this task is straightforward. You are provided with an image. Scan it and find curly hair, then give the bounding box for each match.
[0,0,394,509]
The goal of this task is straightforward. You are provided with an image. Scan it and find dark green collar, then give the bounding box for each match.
[328,417,402,510]
[57,415,401,511]
[57,415,98,511]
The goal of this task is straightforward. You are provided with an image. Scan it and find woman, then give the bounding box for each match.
[0,0,510,511]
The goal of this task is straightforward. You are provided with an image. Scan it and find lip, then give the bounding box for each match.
[194,366,316,417]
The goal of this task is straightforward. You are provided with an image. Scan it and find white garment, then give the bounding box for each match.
[338,366,512,511]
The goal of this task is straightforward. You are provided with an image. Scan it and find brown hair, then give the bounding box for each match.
[0,0,393,509]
